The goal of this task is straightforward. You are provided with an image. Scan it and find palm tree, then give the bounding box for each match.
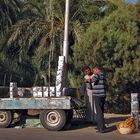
[0,0,21,36]
[3,0,113,86]
[4,0,85,86]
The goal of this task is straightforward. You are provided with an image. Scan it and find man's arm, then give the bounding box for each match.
[92,74,99,86]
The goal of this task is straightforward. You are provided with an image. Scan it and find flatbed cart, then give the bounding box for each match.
[0,95,83,131]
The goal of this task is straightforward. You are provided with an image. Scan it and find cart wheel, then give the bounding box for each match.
[0,110,12,128]
[40,110,66,131]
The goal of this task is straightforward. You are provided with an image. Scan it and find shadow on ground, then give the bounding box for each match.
[66,115,132,133]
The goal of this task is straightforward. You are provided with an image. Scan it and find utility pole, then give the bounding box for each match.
[55,0,70,96]
[63,0,70,64]
[63,0,70,87]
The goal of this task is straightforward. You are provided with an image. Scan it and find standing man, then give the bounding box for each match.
[92,65,107,133]
[82,66,94,123]
[83,66,93,90]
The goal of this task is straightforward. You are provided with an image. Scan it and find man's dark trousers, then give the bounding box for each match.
[93,96,106,131]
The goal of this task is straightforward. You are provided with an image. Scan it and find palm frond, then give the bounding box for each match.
[0,0,21,35]
[71,20,84,44]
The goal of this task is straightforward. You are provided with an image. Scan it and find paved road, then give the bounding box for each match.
[0,113,139,140]
[0,125,139,140]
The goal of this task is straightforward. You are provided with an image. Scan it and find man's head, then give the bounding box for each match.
[82,66,91,75]
[93,64,102,74]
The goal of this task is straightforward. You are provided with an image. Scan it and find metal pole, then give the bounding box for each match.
[63,0,70,64]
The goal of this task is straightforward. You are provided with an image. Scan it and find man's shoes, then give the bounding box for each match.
[96,128,108,133]
[103,126,107,129]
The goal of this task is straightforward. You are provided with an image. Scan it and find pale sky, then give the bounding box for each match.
[125,0,138,3]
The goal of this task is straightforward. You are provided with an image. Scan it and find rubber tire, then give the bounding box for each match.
[40,110,66,131]
[0,110,12,128]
